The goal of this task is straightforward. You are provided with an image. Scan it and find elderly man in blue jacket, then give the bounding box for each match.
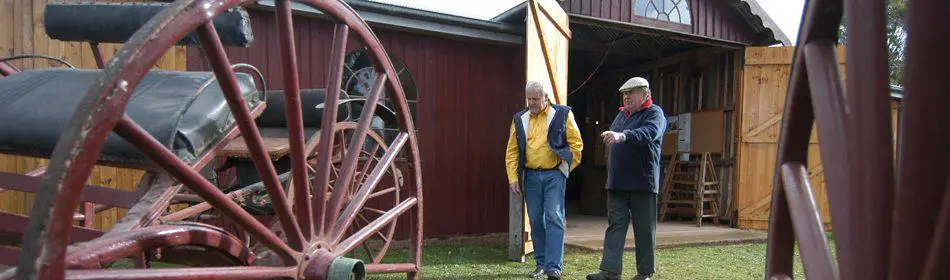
[587,77,666,280]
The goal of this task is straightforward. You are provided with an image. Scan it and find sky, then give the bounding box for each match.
[369,0,807,45]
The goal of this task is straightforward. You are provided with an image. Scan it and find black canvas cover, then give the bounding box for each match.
[44,3,254,47]
[0,69,261,165]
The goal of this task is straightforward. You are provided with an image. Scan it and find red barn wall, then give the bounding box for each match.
[561,0,759,44]
[188,10,525,237]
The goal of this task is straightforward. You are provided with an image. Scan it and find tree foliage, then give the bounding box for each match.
[838,0,907,86]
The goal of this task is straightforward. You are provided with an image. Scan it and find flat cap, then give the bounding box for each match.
[619,77,650,92]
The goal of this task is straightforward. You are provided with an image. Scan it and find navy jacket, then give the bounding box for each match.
[606,104,667,193]
[513,104,574,182]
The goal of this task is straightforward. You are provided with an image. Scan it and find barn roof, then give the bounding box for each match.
[253,0,524,44]
[255,0,789,47]
[493,0,791,46]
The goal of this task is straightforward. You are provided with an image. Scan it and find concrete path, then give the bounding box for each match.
[564,214,767,251]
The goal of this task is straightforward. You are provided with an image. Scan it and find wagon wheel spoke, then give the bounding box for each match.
[351,213,387,264]
[312,23,350,235]
[274,0,315,239]
[362,206,388,216]
[196,23,304,250]
[326,73,389,232]
[357,213,391,243]
[330,133,407,243]
[351,217,376,261]
[111,117,296,264]
[336,197,416,255]
[354,145,382,190]
[367,187,397,200]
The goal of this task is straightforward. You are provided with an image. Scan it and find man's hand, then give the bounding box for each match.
[509,182,521,194]
[601,131,624,145]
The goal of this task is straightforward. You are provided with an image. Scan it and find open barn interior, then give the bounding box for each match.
[563,18,743,224]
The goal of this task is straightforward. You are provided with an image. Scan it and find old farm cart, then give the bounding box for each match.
[766,0,949,279]
[0,0,423,279]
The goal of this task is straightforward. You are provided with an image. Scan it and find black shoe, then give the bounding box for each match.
[632,273,653,280]
[529,268,544,279]
[586,271,620,280]
[546,270,562,280]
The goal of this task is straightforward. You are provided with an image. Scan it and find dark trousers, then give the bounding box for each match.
[599,190,657,275]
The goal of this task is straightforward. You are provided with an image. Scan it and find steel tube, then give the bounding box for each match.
[113,116,297,264]
[891,0,950,279]
[332,133,407,243]
[779,162,837,278]
[313,23,349,236]
[327,74,388,234]
[276,0,314,240]
[841,0,895,278]
[197,22,304,250]
[804,40,858,279]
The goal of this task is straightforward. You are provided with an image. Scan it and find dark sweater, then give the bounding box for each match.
[606,104,667,193]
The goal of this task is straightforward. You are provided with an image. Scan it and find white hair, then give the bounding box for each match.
[525,80,548,96]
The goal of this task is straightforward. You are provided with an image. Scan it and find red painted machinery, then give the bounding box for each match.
[0,1,423,279]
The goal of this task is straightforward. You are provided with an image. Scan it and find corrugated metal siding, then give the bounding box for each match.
[187,10,525,237]
[561,0,759,44]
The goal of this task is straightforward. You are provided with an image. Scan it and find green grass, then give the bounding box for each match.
[113,241,833,279]
[369,242,829,280]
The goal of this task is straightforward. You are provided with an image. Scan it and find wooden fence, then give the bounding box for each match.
[0,0,186,230]
[735,46,901,230]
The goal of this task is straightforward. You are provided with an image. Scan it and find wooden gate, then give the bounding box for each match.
[736,46,900,230]
[508,0,570,262]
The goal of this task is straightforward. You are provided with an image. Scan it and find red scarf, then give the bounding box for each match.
[620,97,653,118]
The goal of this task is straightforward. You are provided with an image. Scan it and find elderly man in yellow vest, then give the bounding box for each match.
[506,81,583,279]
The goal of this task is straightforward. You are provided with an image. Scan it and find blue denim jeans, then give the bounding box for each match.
[524,169,566,273]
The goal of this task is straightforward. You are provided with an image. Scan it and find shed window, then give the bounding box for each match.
[635,0,692,25]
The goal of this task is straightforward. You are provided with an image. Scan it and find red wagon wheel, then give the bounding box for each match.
[767,0,950,279]
[243,122,404,268]
[323,123,403,265]
[5,0,423,279]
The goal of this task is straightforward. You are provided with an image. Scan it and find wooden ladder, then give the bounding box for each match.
[658,152,722,227]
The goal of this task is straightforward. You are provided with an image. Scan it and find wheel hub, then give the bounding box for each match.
[300,249,366,280]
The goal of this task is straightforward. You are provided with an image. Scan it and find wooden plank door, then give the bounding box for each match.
[735,46,843,230]
[508,0,571,262]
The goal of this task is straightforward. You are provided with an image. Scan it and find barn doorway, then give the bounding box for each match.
[562,21,743,223]
[558,19,755,249]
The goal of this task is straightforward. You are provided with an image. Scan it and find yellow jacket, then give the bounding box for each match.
[504,104,583,184]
